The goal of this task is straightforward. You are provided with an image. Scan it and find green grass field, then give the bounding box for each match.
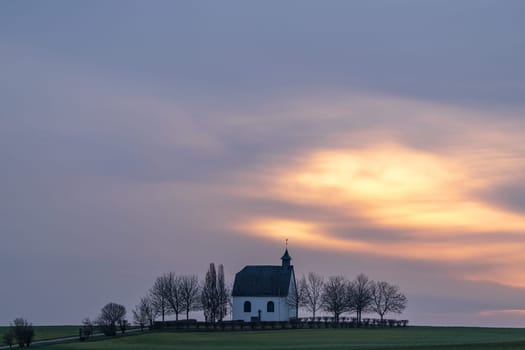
[0,325,80,343]
[29,327,525,350]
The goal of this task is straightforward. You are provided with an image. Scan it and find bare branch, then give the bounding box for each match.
[321,276,348,322]
[347,273,373,325]
[180,275,201,320]
[149,274,172,322]
[303,272,324,319]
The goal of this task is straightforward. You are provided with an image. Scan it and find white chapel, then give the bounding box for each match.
[231,249,297,322]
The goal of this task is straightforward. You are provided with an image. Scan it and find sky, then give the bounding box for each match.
[1,0,525,326]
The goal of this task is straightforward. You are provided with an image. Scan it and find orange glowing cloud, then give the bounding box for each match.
[267,143,525,233]
[239,217,523,264]
[229,93,525,288]
[465,267,525,289]
[238,216,525,287]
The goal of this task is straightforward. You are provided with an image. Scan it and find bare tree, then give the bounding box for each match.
[302,272,324,319]
[217,265,229,321]
[347,273,373,325]
[370,281,407,321]
[201,263,219,322]
[97,302,126,336]
[11,318,34,348]
[165,272,184,321]
[150,274,171,322]
[180,275,201,320]
[133,297,155,330]
[321,276,348,322]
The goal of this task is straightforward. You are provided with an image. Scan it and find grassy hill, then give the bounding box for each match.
[29,327,525,350]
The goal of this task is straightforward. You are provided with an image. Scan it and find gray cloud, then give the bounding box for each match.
[482,184,525,215]
[1,1,525,326]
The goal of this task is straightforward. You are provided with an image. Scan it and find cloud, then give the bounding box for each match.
[479,309,525,317]
[2,40,525,325]
[227,94,525,288]
[482,185,525,215]
[239,217,525,265]
[269,144,525,233]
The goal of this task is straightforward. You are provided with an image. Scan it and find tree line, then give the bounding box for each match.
[2,266,407,347]
[129,267,406,326]
[86,265,406,337]
[80,263,228,338]
[77,262,229,339]
[137,263,229,325]
[293,273,407,324]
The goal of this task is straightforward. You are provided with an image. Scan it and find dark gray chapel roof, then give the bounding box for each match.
[232,265,294,297]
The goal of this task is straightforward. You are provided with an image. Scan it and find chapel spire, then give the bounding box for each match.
[281,241,292,268]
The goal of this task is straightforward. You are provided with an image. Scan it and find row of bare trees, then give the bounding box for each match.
[81,267,406,337]
[133,263,229,328]
[293,273,407,323]
[130,267,406,327]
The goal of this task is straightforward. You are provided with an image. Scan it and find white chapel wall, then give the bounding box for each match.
[232,296,290,322]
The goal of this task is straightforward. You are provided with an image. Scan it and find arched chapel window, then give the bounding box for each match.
[244,301,251,313]
[267,301,275,313]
